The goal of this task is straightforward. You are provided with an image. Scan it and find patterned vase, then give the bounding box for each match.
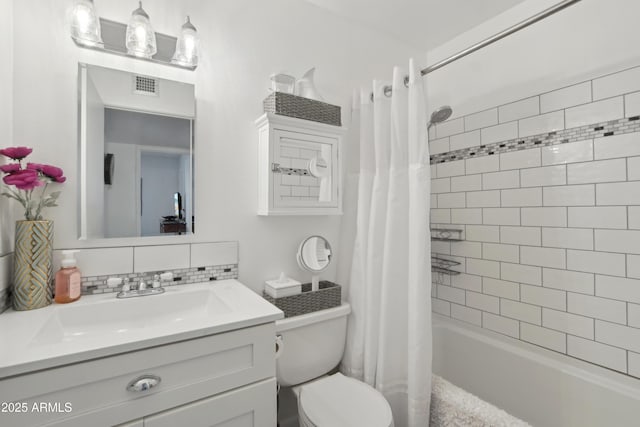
[13,220,54,311]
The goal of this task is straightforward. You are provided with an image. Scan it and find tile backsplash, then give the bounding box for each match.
[66,241,239,295]
[0,241,239,311]
[430,63,640,378]
[82,263,239,295]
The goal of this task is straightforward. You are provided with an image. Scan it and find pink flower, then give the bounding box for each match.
[26,163,44,171]
[0,164,21,173]
[27,163,66,183]
[3,169,43,190]
[0,147,32,160]
[41,164,65,183]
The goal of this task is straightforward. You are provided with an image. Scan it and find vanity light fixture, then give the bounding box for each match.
[125,1,157,59]
[68,0,103,47]
[171,16,199,68]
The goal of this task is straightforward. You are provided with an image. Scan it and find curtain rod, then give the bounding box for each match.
[370,0,582,101]
[421,0,583,76]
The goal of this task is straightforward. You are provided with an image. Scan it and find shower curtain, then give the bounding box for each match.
[341,59,432,426]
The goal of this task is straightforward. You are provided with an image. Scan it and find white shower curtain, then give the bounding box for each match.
[341,59,432,427]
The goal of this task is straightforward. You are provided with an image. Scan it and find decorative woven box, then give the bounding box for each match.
[264,92,341,127]
[263,280,341,318]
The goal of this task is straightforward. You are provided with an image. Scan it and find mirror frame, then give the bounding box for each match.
[76,60,197,248]
[297,235,332,273]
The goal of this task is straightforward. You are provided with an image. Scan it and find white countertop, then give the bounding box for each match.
[0,280,283,378]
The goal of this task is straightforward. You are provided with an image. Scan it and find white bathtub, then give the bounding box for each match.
[432,314,640,427]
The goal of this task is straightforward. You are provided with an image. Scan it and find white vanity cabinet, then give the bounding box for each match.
[256,113,345,215]
[0,323,277,427]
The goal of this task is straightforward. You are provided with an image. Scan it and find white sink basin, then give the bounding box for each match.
[32,286,233,345]
[0,280,283,378]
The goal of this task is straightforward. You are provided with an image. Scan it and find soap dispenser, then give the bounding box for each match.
[54,250,82,304]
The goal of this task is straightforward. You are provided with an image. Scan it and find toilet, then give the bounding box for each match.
[275,303,394,427]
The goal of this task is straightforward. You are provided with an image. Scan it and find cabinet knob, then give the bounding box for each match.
[126,374,162,392]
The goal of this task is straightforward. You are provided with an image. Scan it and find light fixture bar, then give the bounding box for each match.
[71,18,197,70]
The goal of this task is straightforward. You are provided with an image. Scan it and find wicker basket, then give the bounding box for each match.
[264,92,341,126]
[263,281,341,318]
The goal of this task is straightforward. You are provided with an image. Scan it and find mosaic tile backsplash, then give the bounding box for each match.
[82,264,239,295]
[0,242,239,312]
[430,116,640,165]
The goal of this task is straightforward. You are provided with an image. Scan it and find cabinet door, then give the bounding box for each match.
[144,378,276,427]
[272,129,339,211]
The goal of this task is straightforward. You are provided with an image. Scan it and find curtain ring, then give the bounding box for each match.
[370,81,403,102]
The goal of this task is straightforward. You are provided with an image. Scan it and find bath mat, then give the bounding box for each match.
[430,375,531,427]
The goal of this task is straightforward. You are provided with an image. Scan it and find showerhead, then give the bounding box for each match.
[428,105,453,129]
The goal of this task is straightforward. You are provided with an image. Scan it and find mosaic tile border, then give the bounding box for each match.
[430,116,640,165]
[82,264,239,295]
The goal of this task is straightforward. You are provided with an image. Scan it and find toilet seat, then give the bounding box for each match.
[298,373,393,427]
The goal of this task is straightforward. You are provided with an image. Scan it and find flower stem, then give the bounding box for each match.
[34,182,48,220]
[25,189,32,220]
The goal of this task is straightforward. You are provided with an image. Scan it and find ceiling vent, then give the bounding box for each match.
[133,75,159,96]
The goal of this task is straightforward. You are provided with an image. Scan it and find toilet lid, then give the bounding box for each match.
[299,373,393,427]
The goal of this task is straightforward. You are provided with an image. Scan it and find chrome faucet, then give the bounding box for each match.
[116,276,165,299]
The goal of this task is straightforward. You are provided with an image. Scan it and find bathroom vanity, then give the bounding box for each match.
[0,280,283,426]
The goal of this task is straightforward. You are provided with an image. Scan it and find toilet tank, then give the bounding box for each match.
[275,303,351,387]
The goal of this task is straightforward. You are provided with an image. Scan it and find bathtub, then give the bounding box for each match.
[432,314,640,427]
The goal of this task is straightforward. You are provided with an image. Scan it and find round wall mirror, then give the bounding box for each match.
[297,235,332,273]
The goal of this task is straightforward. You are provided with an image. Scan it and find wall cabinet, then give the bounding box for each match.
[256,113,345,215]
[0,323,277,427]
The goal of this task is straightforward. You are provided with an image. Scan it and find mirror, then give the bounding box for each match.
[297,235,332,272]
[78,64,195,239]
[297,235,332,290]
[297,236,332,291]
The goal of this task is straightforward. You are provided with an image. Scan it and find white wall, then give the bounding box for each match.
[104,142,137,238]
[105,109,191,149]
[11,0,422,291]
[141,152,182,236]
[0,0,14,257]
[426,0,640,119]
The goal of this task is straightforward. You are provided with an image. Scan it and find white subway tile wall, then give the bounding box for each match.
[190,241,239,267]
[499,148,541,171]
[626,92,640,118]
[499,97,540,123]
[518,111,565,138]
[431,64,640,378]
[481,122,519,145]
[465,109,498,132]
[540,82,592,113]
[450,130,481,151]
[565,97,624,129]
[429,137,450,155]
[435,117,465,138]
[52,247,134,277]
[134,244,191,273]
[541,139,593,166]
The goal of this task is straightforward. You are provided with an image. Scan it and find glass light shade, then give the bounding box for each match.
[125,1,157,58]
[68,0,103,47]
[171,16,199,67]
